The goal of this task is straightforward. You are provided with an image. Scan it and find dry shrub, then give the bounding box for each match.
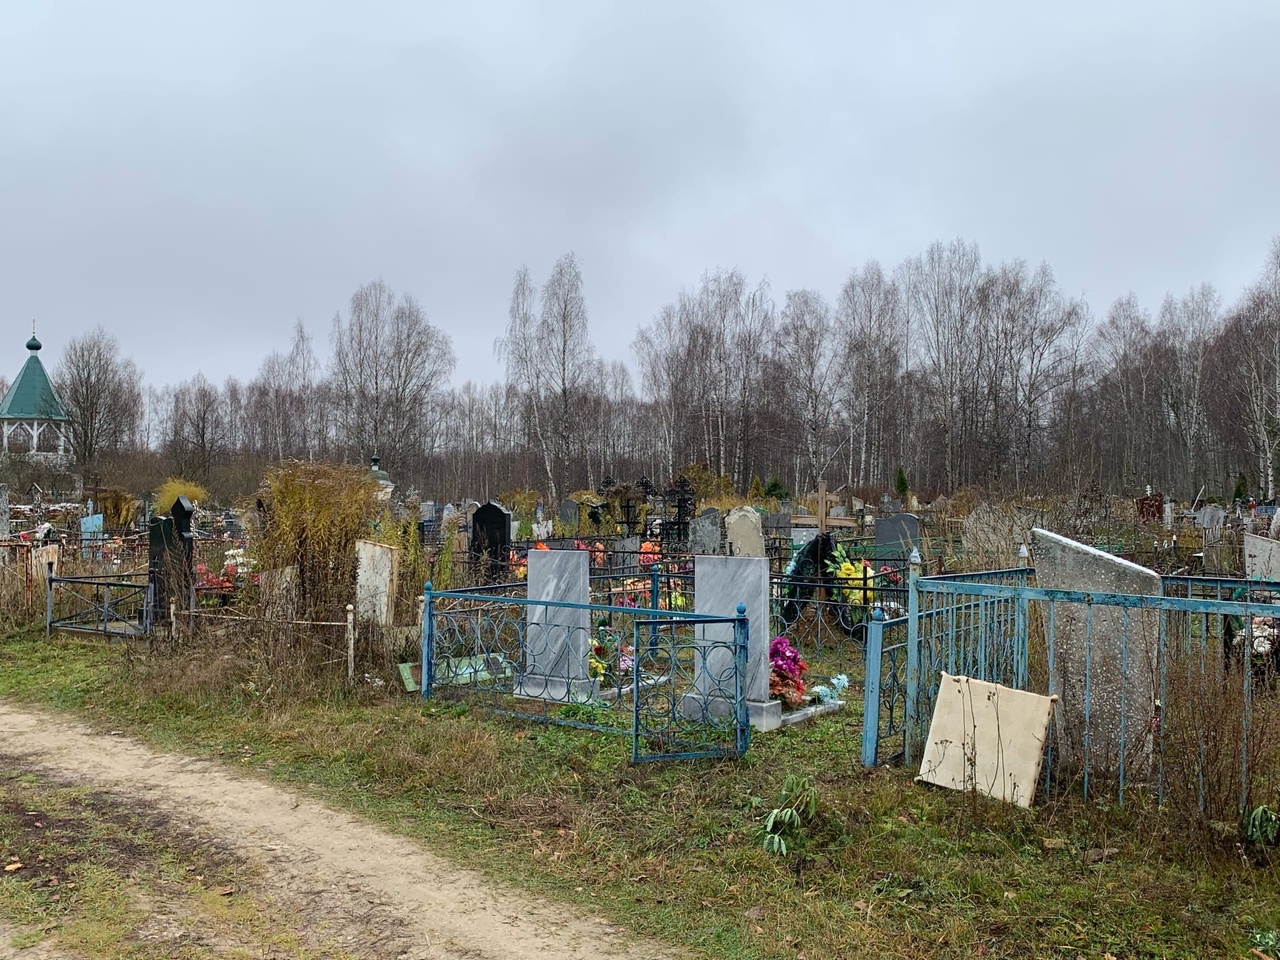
[1161,653,1280,836]
[153,477,210,512]
[0,564,37,633]
[252,461,380,623]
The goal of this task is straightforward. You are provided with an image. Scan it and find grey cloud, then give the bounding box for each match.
[2,1,1278,384]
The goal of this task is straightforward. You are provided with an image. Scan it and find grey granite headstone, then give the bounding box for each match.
[519,549,594,701]
[614,536,640,574]
[688,510,721,555]
[725,506,765,558]
[875,513,920,564]
[1032,528,1160,778]
[560,499,578,525]
[1196,505,1225,546]
[762,512,790,535]
[1244,533,1280,581]
[683,555,780,730]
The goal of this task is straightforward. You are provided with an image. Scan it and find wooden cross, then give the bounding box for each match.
[790,480,861,534]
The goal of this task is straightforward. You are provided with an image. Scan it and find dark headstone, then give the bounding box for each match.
[471,502,512,582]
[874,513,920,564]
[1135,493,1163,524]
[149,497,196,618]
[762,512,790,535]
[560,500,578,525]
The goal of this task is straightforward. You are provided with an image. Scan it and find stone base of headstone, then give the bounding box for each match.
[678,692,782,732]
[515,674,600,703]
[778,699,845,728]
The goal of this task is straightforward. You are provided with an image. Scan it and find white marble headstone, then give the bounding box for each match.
[521,549,593,700]
[355,539,399,625]
[1032,528,1160,778]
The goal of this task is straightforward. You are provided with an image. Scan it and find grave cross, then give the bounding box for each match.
[790,480,860,535]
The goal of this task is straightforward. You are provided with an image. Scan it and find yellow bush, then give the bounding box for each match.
[153,477,210,514]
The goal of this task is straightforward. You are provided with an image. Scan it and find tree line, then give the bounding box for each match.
[25,237,1280,506]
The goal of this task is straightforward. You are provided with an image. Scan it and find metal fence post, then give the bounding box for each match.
[420,583,435,699]
[904,548,922,766]
[734,603,751,757]
[649,564,661,652]
[861,610,885,767]
[45,561,54,638]
[346,603,356,683]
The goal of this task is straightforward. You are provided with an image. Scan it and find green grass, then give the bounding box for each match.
[2,626,1278,959]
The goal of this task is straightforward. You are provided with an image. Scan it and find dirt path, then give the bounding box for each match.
[0,701,676,960]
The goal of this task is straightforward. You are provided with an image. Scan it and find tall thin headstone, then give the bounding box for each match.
[683,555,780,730]
[355,539,400,625]
[519,549,594,701]
[0,484,9,542]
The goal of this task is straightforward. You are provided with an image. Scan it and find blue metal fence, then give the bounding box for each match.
[420,584,749,762]
[862,561,1280,817]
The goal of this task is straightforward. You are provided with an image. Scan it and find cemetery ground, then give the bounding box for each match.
[2,631,1278,960]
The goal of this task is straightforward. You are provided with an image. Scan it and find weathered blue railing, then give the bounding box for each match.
[864,561,1279,817]
[420,583,749,762]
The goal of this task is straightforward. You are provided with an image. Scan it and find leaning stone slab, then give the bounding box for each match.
[1244,533,1280,582]
[1032,528,1160,780]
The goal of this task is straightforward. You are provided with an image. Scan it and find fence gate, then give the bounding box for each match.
[47,570,154,638]
[630,610,749,762]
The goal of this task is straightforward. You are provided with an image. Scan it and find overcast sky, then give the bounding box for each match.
[3,2,1278,388]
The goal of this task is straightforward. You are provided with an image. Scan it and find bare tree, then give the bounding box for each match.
[837,260,902,489]
[774,289,841,491]
[167,373,228,483]
[496,254,596,504]
[329,280,456,475]
[52,327,143,470]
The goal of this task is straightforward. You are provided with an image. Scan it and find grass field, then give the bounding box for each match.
[2,626,1278,959]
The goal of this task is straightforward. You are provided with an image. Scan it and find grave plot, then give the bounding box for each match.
[421,549,752,761]
[865,531,1280,819]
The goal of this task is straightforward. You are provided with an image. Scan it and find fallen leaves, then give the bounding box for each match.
[4,862,23,872]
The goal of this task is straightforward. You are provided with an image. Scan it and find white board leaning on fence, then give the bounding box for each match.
[916,672,1057,809]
